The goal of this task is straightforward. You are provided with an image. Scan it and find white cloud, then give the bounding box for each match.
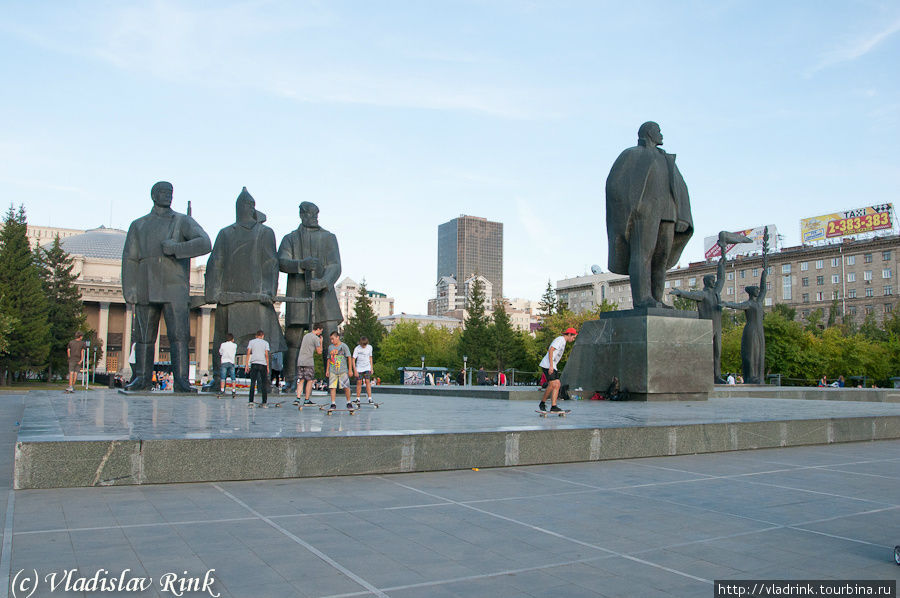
[808,15,900,75]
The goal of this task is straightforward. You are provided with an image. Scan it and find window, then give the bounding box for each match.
[782,264,791,274]
[849,289,857,298]
[883,250,892,261]
[816,275,824,285]
[767,266,773,275]
[802,309,810,318]
[865,305,874,315]
[766,281,771,290]
[816,292,824,301]
[831,258,839,267]
[726,287,734,295]
[883,268,892,279]
[884,286,893,296]
[849,306,857,315]
[727,272,734,281]
[752,268,759,277]
[886,303,894,314]
[800,261,809,271]
[847,255,855,265]
[673,279,682,287]
[831,274,839,284]
[664,281,670,288]
[864,253,872,263]
[740,270,746,279]
[847,272,856,282]
[783,275,792,300]
[689,277,696,287]
[831,290,840,300]
[764,298,773,306]
[802,293,809,303]
[865,287,874,297]
[864,270,873,281]
[802,277,809,287]
[815,260,824,269]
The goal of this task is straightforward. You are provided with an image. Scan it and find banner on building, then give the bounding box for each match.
[800,204,893,244]
[703,225,776,260]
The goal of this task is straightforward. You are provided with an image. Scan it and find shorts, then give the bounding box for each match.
[68,361,81,374]
[356,370,371,380]
[541,367,560,382]
[328,372,350,389]
[220,363,236,380]
[297,366,315,381]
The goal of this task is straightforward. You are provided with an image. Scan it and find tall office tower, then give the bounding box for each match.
[436,215,503,306]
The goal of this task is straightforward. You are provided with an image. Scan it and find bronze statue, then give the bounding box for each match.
[723,227,770,384]
[671,231,752,383]
[606,122,693,308]
[203,187,287,391]
[122,181,211,392]
[278,202,342,388]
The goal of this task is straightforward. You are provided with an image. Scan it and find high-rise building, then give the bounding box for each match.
[436,215,503,307]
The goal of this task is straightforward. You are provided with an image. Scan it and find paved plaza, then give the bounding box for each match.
[1,391,899,597]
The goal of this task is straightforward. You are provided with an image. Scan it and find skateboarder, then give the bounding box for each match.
[352,336,375,403]
[538,327,577,412]
[293,323,323,406]
[326,331,355,410]
[66,332,86,393]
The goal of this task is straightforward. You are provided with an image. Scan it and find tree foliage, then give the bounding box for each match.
[36,235,87,379]
[538,280,557,316]
[458,276,492,367]
[0,205,50,382]
[375,321,460,383]
[342,281,386,359]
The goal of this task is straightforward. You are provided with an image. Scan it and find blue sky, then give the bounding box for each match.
[2,1,899,312]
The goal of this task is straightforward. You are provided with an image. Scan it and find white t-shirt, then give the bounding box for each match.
[219,341,237,364]
[353,345,374,372]
[247,338,270,365]
[539,336,567,369]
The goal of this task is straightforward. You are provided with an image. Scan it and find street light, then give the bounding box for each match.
[462,355,468,386]
[420,355,425,370]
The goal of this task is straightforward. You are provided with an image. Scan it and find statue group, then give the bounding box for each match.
[122,183,342,393]
[607,122,768,385]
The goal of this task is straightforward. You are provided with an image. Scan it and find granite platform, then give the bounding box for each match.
[13,389,900,489]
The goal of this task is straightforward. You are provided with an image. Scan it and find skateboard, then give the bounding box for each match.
[352,400,382,409]
[536,409,571,418]
[295,401,321,411]
[248,402,282,408]
[321,406,357,415]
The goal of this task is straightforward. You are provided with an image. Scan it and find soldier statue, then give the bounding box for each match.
[278,202,342,390]
[122,181,211,392]
[202,187,287,391]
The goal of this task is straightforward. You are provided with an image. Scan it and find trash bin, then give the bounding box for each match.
[891,377,900,389]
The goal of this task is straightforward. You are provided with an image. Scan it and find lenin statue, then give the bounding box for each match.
[278,202,342,388]
[606,122,693,308]
[122,181,211,392]
[203,187,287,391]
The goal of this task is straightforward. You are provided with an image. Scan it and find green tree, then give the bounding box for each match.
[0,307,18,357]
[0,205,50,383]
[805,308,824,335]
[342,281,386,359]
[488,300,519,372]
[772,303,796,321]
[827,298,840,328]
[375,321,423,383]
[538,280,557,316]
[458,276,492,367]
[672,294,696,311]
[36,235,87,380]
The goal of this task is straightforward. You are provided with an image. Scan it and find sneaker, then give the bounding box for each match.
[538,401,547,411]
[247,402,255,408]
[292,399,300,406]
[259,403,268,408]
[303,399,315,405]
[329,403,336,410]
[368,398,374,404]
[550,405,563,412]
[346,402,354,410]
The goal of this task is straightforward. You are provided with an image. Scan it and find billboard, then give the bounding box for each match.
[800,204,893,244]
[704,225,776,260]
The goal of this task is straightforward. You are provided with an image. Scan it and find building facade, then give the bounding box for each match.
[335,277,395,327]
[556,272,628,314]
[377,313,463,333]
[436,215,503,309]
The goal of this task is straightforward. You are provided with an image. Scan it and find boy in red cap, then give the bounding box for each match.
[538,327,577,412]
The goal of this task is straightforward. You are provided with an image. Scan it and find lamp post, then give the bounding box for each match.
[462,355,468,386]
[420,355,426,385]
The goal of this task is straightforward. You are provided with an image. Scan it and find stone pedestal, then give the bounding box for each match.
[560,308,713,401]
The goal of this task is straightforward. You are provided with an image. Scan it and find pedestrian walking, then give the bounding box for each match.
[245,330,270,407]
